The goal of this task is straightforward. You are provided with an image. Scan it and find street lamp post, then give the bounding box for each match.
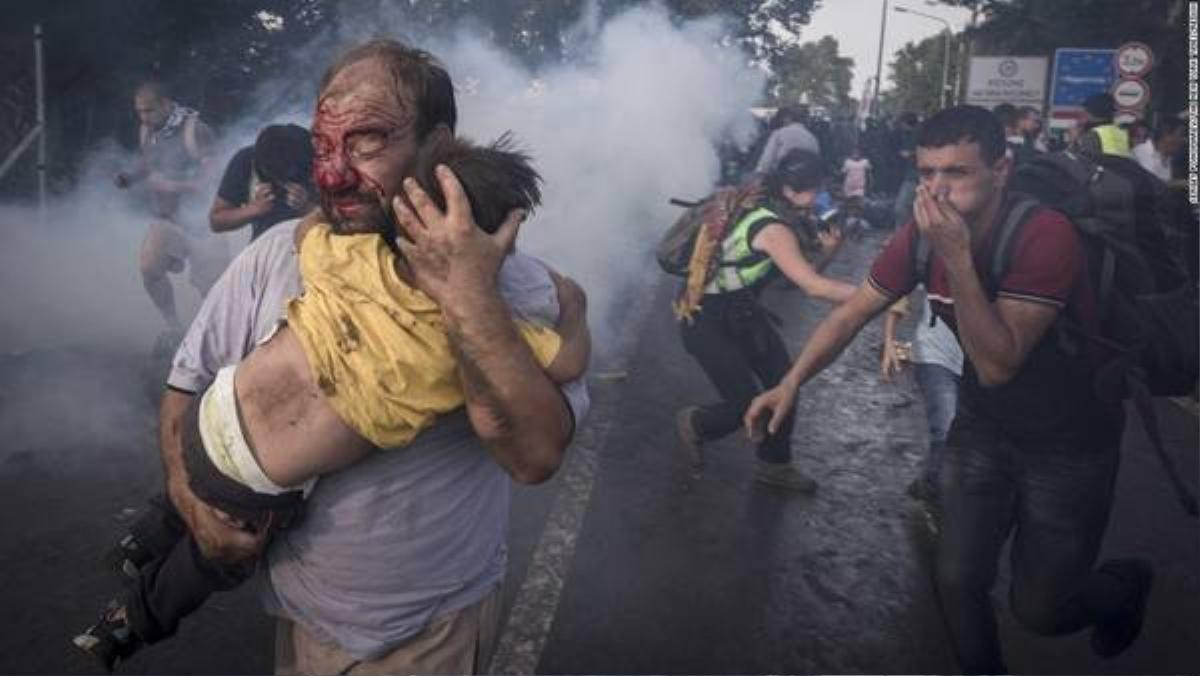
[895,5,953,109]
[872,0,889,118]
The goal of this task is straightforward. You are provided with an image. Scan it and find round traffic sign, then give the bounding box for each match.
[1115,42,1154,77]
[1111,77,1150,110]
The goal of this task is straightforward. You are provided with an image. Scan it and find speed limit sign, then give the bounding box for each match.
[1115,42,1154,78]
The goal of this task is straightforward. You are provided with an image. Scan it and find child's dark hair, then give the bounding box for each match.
[407,132,542,233]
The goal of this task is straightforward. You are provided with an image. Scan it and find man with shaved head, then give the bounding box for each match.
[116,81,228,352]
[149,40,589,673]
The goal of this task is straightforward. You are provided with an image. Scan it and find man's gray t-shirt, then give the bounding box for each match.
[168,219,589,660]
[754,122,823,174]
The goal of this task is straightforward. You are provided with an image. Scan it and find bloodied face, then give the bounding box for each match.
[312,59,422,235]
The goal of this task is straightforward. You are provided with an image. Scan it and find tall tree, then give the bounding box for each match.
[330,0,822,65]
[768,36,855,113]
[883,31,963,117]
[2,0,824,197]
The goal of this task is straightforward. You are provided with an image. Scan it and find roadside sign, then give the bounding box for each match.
[965,56,1048,108]
[1115,42,1154,77]
[1112,77,1151,110]
[1050,48,1116,108]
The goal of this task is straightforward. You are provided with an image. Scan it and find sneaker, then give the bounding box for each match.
[754,461,818,493]
[103,534,153,581]
[73,601,142,672]
[1091,558,1154,658]
[675,407,704,470]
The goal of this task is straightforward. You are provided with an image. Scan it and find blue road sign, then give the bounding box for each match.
[1050,48,1116,108]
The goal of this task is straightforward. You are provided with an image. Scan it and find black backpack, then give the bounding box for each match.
[913,151,1198,515]
[1004,151,1197,515]
[1004,151,1197,397]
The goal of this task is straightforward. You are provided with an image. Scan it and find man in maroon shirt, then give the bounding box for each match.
[745,106,1152,674]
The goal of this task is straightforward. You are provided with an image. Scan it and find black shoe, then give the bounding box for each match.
[754,461,818,493]
[103,534,154,581]
[1091,558,1154,658]
[73,601,142,672]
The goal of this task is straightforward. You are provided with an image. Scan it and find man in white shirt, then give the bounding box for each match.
[1132,117,1185,184]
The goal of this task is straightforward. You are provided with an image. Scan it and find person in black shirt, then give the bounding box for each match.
[210,124,316,240]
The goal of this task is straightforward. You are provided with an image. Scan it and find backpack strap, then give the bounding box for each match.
[988,196,1041,286]
[903,234,940,327]
[911,229,932,288]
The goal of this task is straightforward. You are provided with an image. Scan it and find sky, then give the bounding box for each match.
[800,0,975,97]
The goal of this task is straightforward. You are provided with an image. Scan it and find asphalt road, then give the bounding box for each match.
[1,231,1196,674]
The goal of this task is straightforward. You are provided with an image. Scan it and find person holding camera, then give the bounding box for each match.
[674,149,856,493]
[210,124,317,241]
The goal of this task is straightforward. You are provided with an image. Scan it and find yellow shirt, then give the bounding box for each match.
[287,223,561,448]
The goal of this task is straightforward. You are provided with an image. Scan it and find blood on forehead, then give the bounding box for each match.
[313,63,417,138]
[310,90,415,195]
[313,93,414,135]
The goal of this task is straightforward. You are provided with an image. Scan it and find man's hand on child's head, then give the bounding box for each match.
[391,165,523,306]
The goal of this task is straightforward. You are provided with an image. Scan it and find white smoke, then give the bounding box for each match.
[0,140,214,354]
[1,2,764,356]
[0,2,764,458]
[438,5,765,348]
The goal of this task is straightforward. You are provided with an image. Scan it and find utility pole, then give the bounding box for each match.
[873,0,890,117]
[958,4,980,105]
[35,23,46,224]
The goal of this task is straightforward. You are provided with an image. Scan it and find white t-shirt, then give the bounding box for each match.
[1132,140,1172,182]
[841,157,871,197]
[754,123,822,174]
[912,295,963,375]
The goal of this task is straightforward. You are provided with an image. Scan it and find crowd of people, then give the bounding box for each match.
[63,32,1194,676]
[673,93,1194,675]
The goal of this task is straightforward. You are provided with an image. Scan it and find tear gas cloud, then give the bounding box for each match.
[0,1,764,459]
[336,1,767,350]
[1,2,764,355]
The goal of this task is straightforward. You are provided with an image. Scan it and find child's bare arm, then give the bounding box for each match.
[544,271,590,384]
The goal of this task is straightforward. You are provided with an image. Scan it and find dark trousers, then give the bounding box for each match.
[123,494,251,643]
[122,393,305,644]
[934,404,1134,674]
[680,292,793,464]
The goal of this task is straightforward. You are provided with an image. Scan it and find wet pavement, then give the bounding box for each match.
[1,232,1197,674]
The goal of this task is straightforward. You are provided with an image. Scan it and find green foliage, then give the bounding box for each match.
[1,0,821,194]
[768,36,855,113]
[883,31,962,117]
